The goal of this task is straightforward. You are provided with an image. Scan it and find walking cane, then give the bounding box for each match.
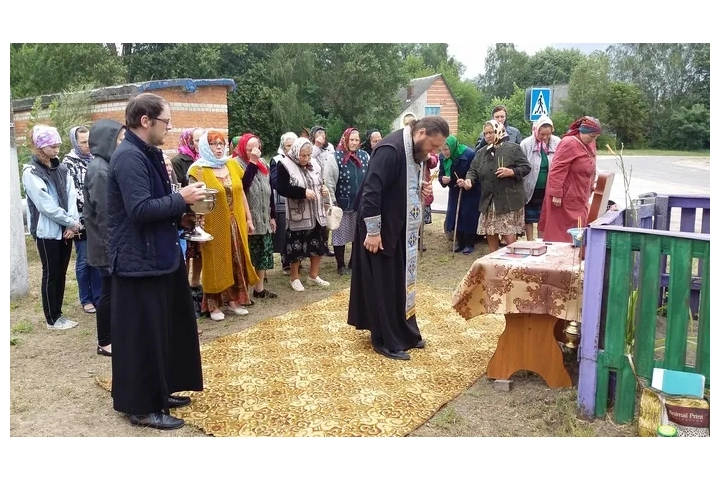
[453,172,462,257]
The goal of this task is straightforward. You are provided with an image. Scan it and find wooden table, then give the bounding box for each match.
[451,243,584,388]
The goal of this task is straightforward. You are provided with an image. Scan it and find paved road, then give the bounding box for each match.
[429,155,710,232]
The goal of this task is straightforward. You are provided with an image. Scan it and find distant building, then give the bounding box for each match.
[393,74,460,134]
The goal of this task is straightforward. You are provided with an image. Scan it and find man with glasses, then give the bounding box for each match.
[107,92,208,430]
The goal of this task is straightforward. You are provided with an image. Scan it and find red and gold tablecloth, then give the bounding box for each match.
[451,243,584,321]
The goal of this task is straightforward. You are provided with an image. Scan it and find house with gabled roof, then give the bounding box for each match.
[393,73,460,134]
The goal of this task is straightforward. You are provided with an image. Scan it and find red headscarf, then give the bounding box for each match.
[565,116,602,137]
[232,133,268,175]
[336,127,362,167]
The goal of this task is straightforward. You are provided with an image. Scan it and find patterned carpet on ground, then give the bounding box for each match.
[97,284,504,437]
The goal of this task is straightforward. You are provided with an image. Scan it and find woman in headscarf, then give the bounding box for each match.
[233,133,278,299]
[270,131,298,274]
[538,116,602,242]
[460,120,530,252]
[325,127,370,275]
[276,137,332,292]
[439,135,480,254]
[361,129,382,156]
[187,130,259,321]
[520,114,562,241]
[22,125,82,330]
[62,125,102,314]
[310,125,335,256]
[403,112,418,126]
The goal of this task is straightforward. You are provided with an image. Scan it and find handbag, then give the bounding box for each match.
[326,198,343,231]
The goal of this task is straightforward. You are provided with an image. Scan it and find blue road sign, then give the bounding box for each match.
[529,88,551,121]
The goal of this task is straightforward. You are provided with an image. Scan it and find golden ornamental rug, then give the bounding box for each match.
[97,284,504,437]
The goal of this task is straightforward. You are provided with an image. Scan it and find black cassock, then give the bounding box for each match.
[347,129,423,352]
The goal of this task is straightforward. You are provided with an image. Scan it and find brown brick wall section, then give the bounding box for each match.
[13,84,230,152]
[426,79,459,135]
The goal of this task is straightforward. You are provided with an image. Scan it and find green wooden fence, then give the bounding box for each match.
[593,225,710,424]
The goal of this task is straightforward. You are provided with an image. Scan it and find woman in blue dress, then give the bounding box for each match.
[438,135,480,254]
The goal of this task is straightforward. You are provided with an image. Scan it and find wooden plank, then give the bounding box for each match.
[604,232,633,356]
[577,227,607,419]
[664,238,692,371]
[679,208,697,233]
[594,352,610,418]
[602,231,635,423]
[696,246,710,384]
[635,235,662,379]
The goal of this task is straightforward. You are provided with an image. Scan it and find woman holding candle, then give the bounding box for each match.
[460,120,530,252]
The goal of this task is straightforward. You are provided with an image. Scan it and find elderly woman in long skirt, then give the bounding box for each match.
[325,127,370,275]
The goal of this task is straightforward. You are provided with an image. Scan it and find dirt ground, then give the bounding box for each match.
[9,213,637,437]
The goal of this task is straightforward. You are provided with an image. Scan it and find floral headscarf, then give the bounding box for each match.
[287,137,314,171]
[193,131,230,169]
[485,120,508,152]
[336,127,362,167]
[178,128,200,160]
[232,133,268,175]
[32,125,62,149]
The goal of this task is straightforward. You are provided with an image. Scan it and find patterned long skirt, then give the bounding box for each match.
[285,224,327,264]
[331,211,357,247]
[249,233,274,271]
[201,216,252,312]
[477,204,525,236]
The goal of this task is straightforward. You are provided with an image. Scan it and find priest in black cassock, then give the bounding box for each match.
[348,116,450,360]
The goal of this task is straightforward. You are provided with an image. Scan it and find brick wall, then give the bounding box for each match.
[12,79,236,156]
[425,78,459,135]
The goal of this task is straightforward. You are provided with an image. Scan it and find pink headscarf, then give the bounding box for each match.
[178,128,200,160]
[32,125,62,149]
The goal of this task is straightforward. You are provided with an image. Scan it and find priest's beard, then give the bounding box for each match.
[412,138,427,164]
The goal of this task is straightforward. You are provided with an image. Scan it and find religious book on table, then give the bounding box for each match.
[505,241,547,256]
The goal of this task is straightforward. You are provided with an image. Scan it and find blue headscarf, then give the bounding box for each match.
[192,131,230,168]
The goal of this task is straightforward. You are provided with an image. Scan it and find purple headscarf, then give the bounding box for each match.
[32,125,62,149]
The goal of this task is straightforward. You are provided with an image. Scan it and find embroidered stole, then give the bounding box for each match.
[402,126,423,320]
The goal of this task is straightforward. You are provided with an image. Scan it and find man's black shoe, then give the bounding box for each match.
[372,345,410,361]
[168,395,191,408]
[129,412,184,430]
[411,340,426,349]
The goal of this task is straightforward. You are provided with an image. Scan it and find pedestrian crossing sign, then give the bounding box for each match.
[529,88,551,121]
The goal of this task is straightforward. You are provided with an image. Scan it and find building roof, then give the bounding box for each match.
[395,73,460,114]
[12,78,237,111]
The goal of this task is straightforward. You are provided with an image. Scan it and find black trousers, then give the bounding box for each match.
[96,269,112,346]
[36,237,73,324]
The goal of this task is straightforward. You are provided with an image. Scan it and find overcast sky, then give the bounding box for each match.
[447,43,612,80]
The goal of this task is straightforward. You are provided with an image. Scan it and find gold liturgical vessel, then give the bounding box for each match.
[563,321,580,349]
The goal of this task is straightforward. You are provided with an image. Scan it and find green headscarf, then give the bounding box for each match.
[443,135,468,173]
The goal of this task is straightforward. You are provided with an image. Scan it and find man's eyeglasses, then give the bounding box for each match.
[153,118,171,126]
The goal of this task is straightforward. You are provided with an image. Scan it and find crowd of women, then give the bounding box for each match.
[22,107,603,355]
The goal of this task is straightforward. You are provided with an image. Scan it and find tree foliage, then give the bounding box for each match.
[9,42,711,152]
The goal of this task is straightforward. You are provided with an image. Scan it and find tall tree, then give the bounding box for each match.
[525,47,585,87]
[604,82,649,148]
[10,43,127,98]
[566,51,610,121]
[315,43,408,131]
[476,44,531,99]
